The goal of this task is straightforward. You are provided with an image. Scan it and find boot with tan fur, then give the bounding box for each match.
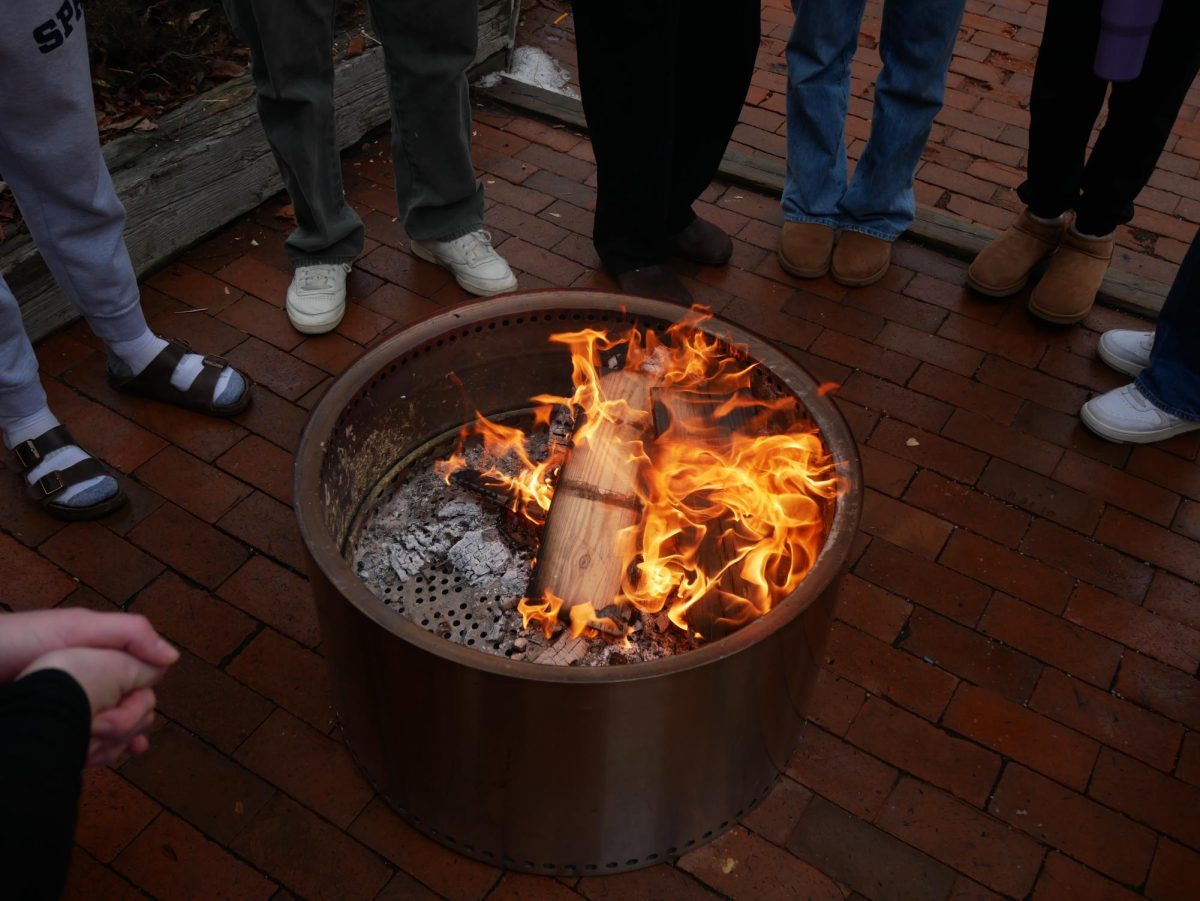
[1028,227,1114,324]
[967,209,1063,297]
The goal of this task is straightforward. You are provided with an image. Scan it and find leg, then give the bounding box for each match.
[782,0,867,228]
[367,0,483,241]
[221,0,363,265]
[1074,0,1200,236]
[666,1,761,234]
[1016,0,1107,219]
[838,0,965,240]
[1137,231,1200,421]
[573,0,678,274]
[0,3,249,517]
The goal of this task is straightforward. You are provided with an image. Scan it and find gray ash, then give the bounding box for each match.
[350,417,696,665]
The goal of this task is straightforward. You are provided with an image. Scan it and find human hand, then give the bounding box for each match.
[20,647,170,767]
[0,609,178,683]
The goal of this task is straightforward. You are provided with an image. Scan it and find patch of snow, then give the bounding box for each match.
[476,46,579,98]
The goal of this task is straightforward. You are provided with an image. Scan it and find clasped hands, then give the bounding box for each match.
[1,609,179,767]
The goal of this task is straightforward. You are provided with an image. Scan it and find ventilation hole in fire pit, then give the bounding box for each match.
[647,854,659,862]
[605,862,618,869]
[625,859,639,867]
[665,847,677,856]
[702,831,713,839]
[584,865,597,872]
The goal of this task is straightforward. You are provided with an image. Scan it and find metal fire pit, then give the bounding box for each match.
[294,292,862,874]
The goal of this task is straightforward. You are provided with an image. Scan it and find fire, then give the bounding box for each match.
[437,310,841,644]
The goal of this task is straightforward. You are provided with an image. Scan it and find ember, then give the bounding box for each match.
[353,310,840,662]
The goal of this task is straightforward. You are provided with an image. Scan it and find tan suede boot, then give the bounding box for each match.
[967,209,1063,297]
[778,222,835,278]
[831,231,892,287]
[1028,228,1114,324]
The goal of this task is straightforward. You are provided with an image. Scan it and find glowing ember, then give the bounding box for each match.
[435,311,842,644]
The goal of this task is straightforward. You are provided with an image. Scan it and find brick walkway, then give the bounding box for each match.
[5,12,1199,901]
[518,0,1200,290]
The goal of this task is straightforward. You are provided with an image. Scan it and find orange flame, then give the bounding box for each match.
[442,309,841,643]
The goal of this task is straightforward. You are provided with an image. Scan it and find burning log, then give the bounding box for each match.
[529,369,655,624]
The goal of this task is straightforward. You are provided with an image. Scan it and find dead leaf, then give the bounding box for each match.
[274,203,296,222]
[186,8,209,26]
[346,33,366,58]
[160,843,178,862]
[721,858,737,874]
[210,59,247,79]
[133,118,158,133]
[905,437,920,447]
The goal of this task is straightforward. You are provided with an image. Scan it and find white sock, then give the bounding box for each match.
[108,328,240,402]
[2,408,117,507]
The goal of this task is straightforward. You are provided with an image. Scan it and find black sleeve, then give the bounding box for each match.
[0,668,91,901]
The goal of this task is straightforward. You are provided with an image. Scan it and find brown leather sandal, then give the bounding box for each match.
[107,337,251,417]
[13,425,127,521]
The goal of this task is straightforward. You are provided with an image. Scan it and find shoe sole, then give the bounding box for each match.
[287,304,345,336]
[1080,403,1200,444]
[411,243,517,297]
[46,488,129,522]
[966,272,1029,298]
[1027,298,1089,325]
[831,258,890,288]
[1097,340,1148,378]
[777,248,831,279]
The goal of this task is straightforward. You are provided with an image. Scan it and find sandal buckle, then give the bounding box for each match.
[14,439,42,470]
[202,354,228,369]
[37,470,66,497]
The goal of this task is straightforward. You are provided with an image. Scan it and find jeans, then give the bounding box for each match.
[222,0,484,266]
[1019,0,1200,237]
[783,0,964,242]
[572,0,760,274]
[1137,230,1200,421]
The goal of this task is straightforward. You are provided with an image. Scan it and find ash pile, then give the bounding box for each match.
[352,423,695,666]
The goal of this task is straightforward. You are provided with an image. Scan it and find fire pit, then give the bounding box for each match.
[294,292,861,874]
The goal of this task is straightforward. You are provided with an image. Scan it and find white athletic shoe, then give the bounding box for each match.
[1097,329,1154,377]
[411,230,518,296]
[286,263,351,334]
[1080,383,1200,444]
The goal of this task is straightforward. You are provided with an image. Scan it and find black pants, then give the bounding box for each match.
[572,1,761,275]
[1018,0,1200,236]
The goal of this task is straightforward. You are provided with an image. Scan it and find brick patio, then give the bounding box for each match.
[5,2,1200,900]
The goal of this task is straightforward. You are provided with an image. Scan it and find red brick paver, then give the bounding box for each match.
[6,8,1200,898]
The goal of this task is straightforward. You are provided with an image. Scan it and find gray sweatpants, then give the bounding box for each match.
[222,0,486,265]
[0,0,148,420]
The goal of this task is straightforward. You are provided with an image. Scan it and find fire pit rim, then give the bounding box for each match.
[294,290,862,683]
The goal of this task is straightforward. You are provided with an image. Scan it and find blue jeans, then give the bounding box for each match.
[783,0,965,242]
[1137,231,1200,421]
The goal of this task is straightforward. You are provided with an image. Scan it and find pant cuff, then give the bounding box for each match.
[1135,375,1200,422]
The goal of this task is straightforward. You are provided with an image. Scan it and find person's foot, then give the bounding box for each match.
[107,331,250,417]
[967,209,1064,298]
[411,230,517,296]
[831,231,892,287]
[778,222,834,279]
[286,263,351,335]
[1098,329,1154,377]
[673,217,732,266]
[1081,383,1200,444]
[1028,227,1114,324]
[615,264,693,305]
[4,409,125,521]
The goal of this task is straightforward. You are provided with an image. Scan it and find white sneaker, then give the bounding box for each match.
[1097,329,1154,377]
[287,263,351,334]
[1080,383,1200,444]
[411,230,518,296]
